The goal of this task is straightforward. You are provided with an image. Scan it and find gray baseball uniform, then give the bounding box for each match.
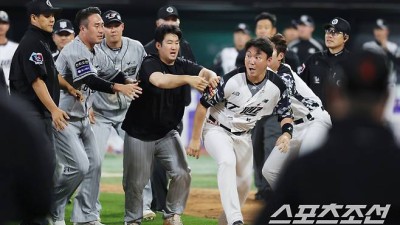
[52,36,120,223]
[93,37,153,215]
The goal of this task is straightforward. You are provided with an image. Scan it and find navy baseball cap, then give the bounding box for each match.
[324,17,351,35]
[297,15,314,26]
[0,11,9,23]
[234,23,250,35]
[102,10,123,26]
[53,19,74,34]
[26,0,62,15]
[157,5,179,20]
[374,18,388,29]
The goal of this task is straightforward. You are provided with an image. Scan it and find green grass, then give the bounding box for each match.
[65,193,217,225]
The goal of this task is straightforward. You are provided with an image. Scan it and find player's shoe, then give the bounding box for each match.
[233,221,244,225]
[143,209,156,221]
[74,220,105,225]
[163,214,183,225]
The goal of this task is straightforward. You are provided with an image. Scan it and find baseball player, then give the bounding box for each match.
[187,38,294,225]
[121,24,219,225]
[0,10,18,92]
[52,19,75,61]
[262,34,332,190]
[51,7,141,225]
[89,9,154,221]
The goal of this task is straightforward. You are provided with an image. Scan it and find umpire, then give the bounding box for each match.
[300,17,351,118]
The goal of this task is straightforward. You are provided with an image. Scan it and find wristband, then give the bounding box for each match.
[281,123,293,138]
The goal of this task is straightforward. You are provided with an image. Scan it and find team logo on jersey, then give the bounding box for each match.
[75,59,91,77]
[124,66,137,76]
[232,91,240,96]
[29,52,44,65]
[240,106,262,116]
[314,76,320,84]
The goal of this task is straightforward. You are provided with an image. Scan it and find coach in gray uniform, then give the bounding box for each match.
[51,7,142,225]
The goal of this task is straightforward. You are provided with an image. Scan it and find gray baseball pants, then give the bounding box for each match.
[123,130,191,223]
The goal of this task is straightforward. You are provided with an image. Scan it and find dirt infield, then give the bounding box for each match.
[101,184,264,223]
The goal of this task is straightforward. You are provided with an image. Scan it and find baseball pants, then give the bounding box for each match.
[52,117,101,223]
[203,122,253,225]
[91,111,153,215]
[262,107,332,189]
[123,130,191,223]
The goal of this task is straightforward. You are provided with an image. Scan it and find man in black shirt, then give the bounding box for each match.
[121,25,219,225]
[255,50,400,225]
[300,17,351,118]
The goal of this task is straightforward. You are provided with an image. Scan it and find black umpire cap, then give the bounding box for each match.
[0,11,9,23]
[26,0,62,15]
[157,5,179,20]
[324,17,351,35]
[53,19,74,34]
[102,10,123,26]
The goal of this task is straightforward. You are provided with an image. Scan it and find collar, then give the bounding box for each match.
[75,36,96,55]
[29,24,52,41]
[327,48,345,57]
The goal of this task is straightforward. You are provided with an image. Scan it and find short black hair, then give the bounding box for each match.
[75,7,101,28]
[245,38,273,58]
[154,24,182,44]
[270,33,287,55]
[255,12,277,27]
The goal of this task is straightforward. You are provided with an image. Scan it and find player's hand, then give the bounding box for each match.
[188,76,209,92]
[125,78,139,84]
[113,83,143,100]
[51,108,70,131]
[88,107,95,124]
[68,87,84,102]
[187,138,201,159]
[208,76,221,89]
[275,133,291,153]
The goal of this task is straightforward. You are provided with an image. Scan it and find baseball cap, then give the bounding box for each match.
[340,50,389,96]
[297,15,314,26]
[102,10,123,26]
[374,18,388,29]
[26,0,62,15]
[324,17,351,35]
[234,23,250,35]
[53,19,74,34]
[0,11,9,23]
[157,5,179,20]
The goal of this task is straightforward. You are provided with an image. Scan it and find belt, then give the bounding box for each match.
[208,116,249,136]
[294,106,325,125]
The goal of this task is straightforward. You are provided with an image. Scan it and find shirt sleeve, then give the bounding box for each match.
[199,77,225,108]
[274,86,294,122]
[56,49,96,83]
[137,57,163,90]
[21,41,48,84]
[180,58,203,76]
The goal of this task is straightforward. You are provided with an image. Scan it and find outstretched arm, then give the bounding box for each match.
[198,68,220,89]
[187,103,208,159]
[149,72,209,91]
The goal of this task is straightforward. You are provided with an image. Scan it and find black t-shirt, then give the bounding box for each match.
[122,55,203,141]
[9,25,60,118]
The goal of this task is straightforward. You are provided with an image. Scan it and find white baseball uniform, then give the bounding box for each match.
[0,40,18,89]
[262,63,332,190]
[200,66,292,225]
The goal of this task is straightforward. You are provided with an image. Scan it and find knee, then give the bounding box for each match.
[76,162,90,179]
[170,167,191,184]
[262,163,277,188]
[218,159,236,171]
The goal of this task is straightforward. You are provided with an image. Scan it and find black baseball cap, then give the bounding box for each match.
[157,5,179,20]
[26,0,62,15]
[53,19,74,34]
[0,11,9,23]
[374,18,388,29]
[234,23,250,35]
[297,15,314,26]
[324,17,351,35]
[102,10,123,26]
[340,50,389,96]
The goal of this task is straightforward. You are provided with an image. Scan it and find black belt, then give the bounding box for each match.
[293,106,324,125]
[208,116,249,135]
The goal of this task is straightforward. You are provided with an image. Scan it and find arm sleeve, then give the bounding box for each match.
[199,77,225,108]
[80,74,114,94]
[111,71,129,84]
[274,87,294,122]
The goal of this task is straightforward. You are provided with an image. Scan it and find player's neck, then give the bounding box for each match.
[247,71,266,84]
[79,34,95,51]
[0,36,7,45]
[106,40,122,50]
